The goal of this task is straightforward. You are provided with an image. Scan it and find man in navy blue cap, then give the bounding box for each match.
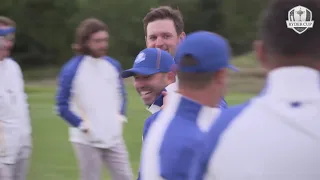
[140,30,237,180]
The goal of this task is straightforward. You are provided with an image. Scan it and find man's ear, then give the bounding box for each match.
[179,32,186,41]
[213,68,228,85]
[145,36,148,46]
[167,71,176,83]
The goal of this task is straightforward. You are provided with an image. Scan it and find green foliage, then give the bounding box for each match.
[0,0,265,69]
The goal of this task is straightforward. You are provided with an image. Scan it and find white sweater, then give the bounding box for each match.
[0,57,31,164]
[56,55,127,148]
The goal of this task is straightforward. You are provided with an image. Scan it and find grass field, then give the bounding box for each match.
[25,83,255,180]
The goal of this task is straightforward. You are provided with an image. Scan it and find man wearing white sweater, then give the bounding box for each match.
[0,17,32,180]
[56,18,133,180]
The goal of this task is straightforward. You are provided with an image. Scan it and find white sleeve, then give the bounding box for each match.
[11,60,31,120]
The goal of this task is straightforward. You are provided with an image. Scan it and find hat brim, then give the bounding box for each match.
[121,67,159,78]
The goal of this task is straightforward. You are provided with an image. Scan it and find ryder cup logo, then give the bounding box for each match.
[134,52,146,64]
[286,5,314,34]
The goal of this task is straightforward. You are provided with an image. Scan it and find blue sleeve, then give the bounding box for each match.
[105,56,128,116]
[137,112,160,180]
[143,112,159,140]
[55,56,83,127]
[160,136,205,180]
[188,102,251,180]
[187,141,209,180]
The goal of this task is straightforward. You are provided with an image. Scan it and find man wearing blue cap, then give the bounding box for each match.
[121,48,176,145]
[140,30,237,180]
[121,48,176,113]
[0,21,32,180]
[189,0,320,179]
[121,48,176,180]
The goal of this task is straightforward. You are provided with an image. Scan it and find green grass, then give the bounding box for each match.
[232,52,258,69]
[25,83,254,180]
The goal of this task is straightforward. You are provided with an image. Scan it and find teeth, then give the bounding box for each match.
[141,91,150,95]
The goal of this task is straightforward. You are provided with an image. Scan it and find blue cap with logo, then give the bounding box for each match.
[121,48,175,78]
[175,31,238,72]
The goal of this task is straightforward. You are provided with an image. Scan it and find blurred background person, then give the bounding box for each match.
[55,18,132,180]
[0,18,32,180]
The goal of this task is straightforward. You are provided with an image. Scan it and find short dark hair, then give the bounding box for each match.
[143,6,184,35]
[72,18,109,54]
[259,0,320,61]
[177,55,215,89]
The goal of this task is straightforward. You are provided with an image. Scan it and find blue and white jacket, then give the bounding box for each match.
[189,67,320,180]
[140,92,223,180]
[56,55,127,148]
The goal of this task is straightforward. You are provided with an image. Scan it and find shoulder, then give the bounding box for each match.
[104,56,122,70]
[161,115,205,151]
[146,111,160,125]
[208,100,252,134]
[59,55,84,76]
[202,100,253,153]
[6,57,21,69]
[144,111,160,132]
[5,57,23,76]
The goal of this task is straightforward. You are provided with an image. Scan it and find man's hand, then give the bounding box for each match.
[118,114,128,123]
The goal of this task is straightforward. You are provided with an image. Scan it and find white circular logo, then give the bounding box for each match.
[134,52,146,64]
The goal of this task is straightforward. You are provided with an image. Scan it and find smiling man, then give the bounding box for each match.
[143,6,186,57]
[122,48,176,112]
[130,6,229,180]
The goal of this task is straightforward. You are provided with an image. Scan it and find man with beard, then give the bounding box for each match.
[55,18,133,180]
[0,17,32,180]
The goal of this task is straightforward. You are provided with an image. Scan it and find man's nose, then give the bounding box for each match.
[155,37,164,47]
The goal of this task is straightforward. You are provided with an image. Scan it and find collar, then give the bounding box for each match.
[147,89,166,114]
[262,66,320,100]
[147,82,179,114]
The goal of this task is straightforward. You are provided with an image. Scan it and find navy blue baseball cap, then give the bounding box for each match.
[175,31,238,72]
[121,48,175,78]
